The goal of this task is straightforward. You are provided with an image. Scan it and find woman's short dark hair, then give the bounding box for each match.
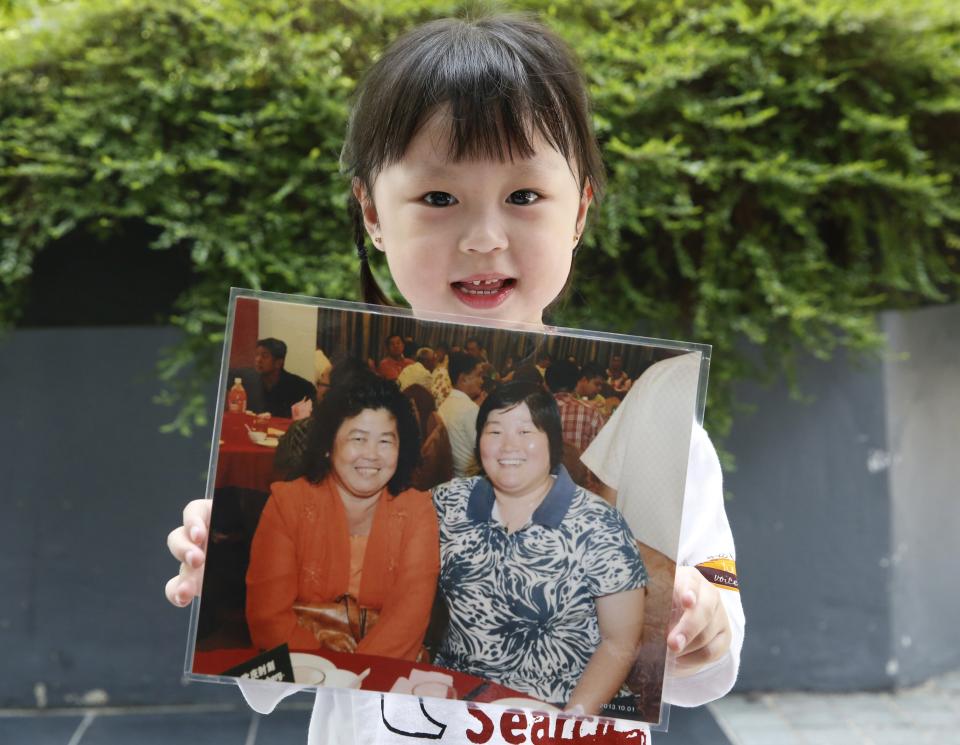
[544,358,579,393]
[256,337,287,360]
[328,355,375,389]
[296,376,421,495]
[474,381,564,476]
[512,363,545,387]
[342,13,606,304]
[448,351,481,388]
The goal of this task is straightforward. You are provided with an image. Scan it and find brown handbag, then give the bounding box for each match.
[292,596,430,662]
[293,595,381,653]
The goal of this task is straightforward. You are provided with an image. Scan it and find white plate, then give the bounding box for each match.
[290,653,337,685]
[490,698,560,712]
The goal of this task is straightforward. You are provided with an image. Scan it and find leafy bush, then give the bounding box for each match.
[2,0,958,445]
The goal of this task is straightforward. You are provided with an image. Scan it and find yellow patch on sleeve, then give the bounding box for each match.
[696,558,739,591]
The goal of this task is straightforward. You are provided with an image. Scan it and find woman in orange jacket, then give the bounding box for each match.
[245,373,439,661]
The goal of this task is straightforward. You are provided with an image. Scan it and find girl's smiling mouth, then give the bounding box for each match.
[451,274,516,309]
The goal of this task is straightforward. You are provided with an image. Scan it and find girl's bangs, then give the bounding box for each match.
[372,21,582,178]
[342,15,604,198]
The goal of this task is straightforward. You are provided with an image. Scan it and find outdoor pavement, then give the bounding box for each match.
[709,668,960,745]
[0,669,957,744]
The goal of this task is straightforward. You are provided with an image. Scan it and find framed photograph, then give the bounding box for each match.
[184,288,710,728]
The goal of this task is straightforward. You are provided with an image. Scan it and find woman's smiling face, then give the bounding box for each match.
[356,110,592,325]
[478,402,553,498]
[330,408,399,499]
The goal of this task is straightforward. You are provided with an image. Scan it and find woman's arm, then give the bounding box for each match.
[357,494,440,660]
[565,588,645,715]
[246,492,320,651]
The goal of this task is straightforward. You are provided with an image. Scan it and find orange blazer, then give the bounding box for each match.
[246,475,440,660]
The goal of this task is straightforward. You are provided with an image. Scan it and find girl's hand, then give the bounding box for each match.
[667,566,731,675]
[164,499,211,607]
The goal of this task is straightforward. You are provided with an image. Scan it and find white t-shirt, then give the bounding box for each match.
[436,389,479,477]
[397,362,433,392]
[581,352,702,560]
[237,423,745,743]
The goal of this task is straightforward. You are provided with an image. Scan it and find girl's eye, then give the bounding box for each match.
[507,190,540,206]
[423,191,458,207]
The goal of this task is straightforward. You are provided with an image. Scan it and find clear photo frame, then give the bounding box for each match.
[182,288,711,732]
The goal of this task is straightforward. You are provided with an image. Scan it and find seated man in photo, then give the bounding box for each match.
[544,359,608,455]
[430,341,453,407]
[230,337,315,418]
[397,347,436,391]
[377,333,414,381]
[437,352,484,477]
[607,353,633,397]
[463,336,488,362]
[577,361,615,416]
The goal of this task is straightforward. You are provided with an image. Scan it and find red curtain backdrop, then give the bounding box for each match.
[229,297,260,369]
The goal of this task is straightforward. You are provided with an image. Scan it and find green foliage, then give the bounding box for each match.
[2,0,959,444]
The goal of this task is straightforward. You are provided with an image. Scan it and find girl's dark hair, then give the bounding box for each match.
[341,13,607,304]
[474,381,564,476]
[296,374,421,495]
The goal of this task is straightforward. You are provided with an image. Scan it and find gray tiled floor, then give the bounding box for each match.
[710,669,960,745]
[0,699,727,744]
[3,671,957,745]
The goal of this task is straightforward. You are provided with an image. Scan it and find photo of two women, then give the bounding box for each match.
[191,294,705,725]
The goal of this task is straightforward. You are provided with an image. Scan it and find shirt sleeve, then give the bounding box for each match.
[246,488,325,652]
[662,424,745,707]
[582,500,649,597]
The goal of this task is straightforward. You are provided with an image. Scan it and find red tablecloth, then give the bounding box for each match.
[192,646,536,706]
[214,413,293,492]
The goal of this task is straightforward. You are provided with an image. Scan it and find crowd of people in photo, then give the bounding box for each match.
[356,332,641,488]
[221,331,658,713]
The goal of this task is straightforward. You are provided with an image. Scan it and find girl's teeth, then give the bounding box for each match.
[459,279,505,295]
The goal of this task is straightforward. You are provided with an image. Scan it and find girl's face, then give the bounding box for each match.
[478,402,553,498]
[357,111,592,325]
[330,407,399,499]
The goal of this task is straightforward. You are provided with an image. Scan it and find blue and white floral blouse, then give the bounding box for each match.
[432,466,647,705]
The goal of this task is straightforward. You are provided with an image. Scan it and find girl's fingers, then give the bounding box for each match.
[668,574,721,653]
[182,500,212,545]
[165,573,197,606]
[674,628,731,670]
[676,614,724,656]
[166,500,212,608]
[668,603,709,653]
[167,527,205,566]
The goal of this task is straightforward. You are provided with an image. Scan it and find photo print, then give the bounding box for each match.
[186,289,709,727]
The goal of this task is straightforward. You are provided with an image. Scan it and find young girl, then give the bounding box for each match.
[165,13,744,743]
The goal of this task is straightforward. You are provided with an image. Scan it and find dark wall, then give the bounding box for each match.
[1,327,236,708]
[724,350,894,691]
[884,304,960,685]
[725,302,960,692]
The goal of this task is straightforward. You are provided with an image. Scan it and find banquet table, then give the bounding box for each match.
[191,646,539,707]
[214,412,293,493]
